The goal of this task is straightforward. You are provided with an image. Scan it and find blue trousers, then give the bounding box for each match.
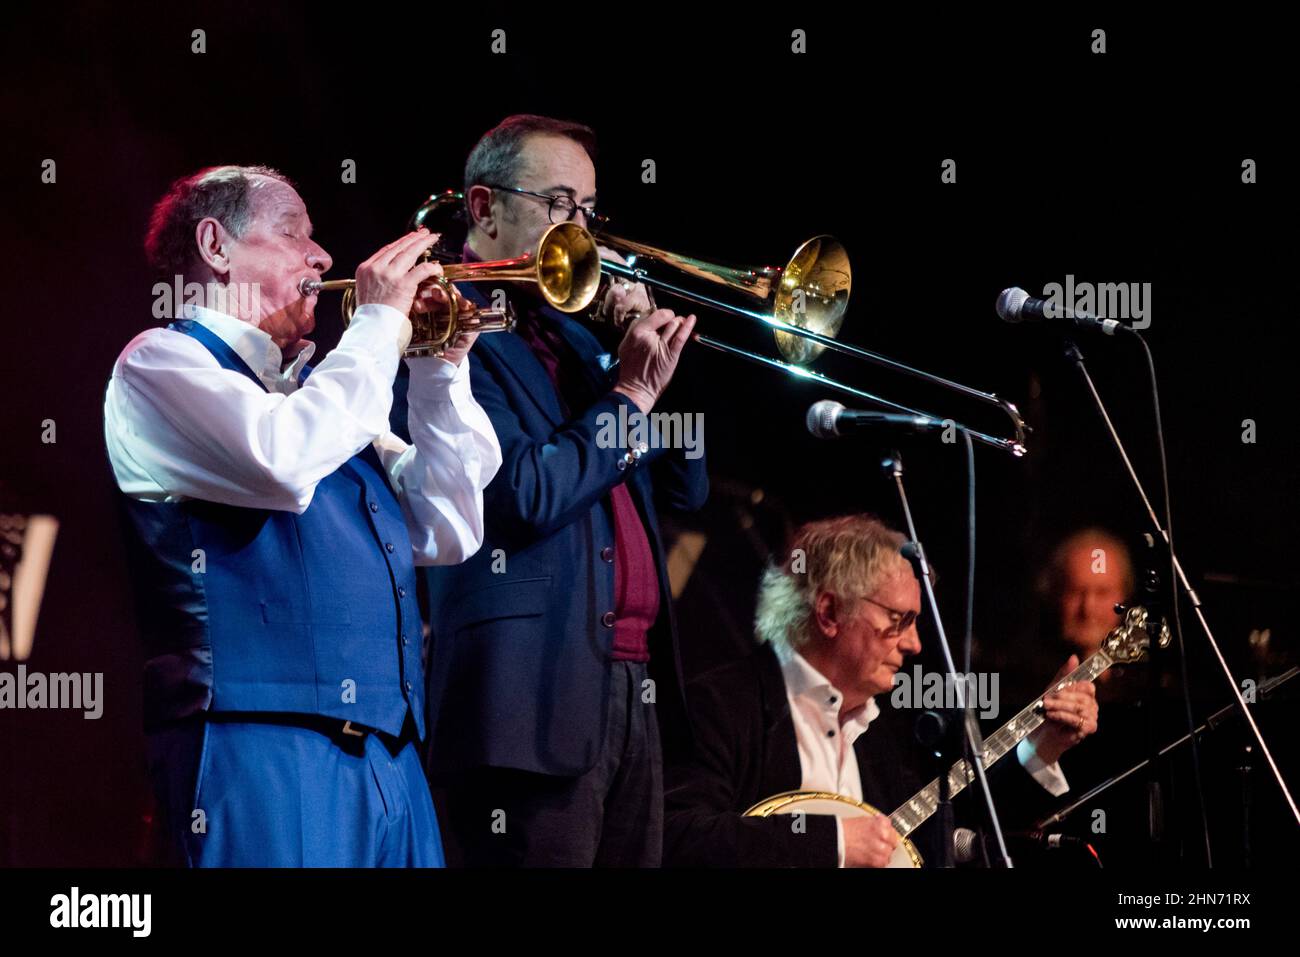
[148,716,443,867]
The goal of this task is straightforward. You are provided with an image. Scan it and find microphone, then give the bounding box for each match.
[953,828,1089,865]
[1014,830,1088,850]
[806,400,945,440]
[953,827,981,864]
[996,287,1125,335]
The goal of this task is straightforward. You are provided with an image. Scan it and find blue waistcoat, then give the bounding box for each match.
[119,320,424,738]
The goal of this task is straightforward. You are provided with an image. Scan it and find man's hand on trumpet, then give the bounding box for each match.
[435,330,480,368]
[408,259,480,367]
[353,228,479,366]
[354,228,446,316]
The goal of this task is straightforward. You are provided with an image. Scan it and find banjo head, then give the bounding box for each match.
[743,790,924,868]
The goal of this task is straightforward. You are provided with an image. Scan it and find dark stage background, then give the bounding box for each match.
[2,6,1296,867]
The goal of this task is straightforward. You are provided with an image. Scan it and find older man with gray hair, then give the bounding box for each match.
[665,513,1096,867]
[105,164,501,866]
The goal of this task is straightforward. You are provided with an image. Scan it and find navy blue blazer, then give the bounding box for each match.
[397,285,708,779]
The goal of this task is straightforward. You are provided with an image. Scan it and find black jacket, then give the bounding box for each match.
[664,643,1061,867]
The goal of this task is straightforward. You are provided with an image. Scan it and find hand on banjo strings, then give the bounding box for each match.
[843,815,902,868]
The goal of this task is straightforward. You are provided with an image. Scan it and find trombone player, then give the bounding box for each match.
[397,114,708,867]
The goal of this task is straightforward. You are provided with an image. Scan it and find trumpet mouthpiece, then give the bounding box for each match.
[299,277,320,296]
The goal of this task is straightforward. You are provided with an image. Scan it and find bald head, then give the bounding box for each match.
[1043,528,1133,656]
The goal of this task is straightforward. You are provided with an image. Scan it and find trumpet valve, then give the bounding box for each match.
[460,303,516,334]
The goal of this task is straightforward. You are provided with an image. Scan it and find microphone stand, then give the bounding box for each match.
[1036,667,1298,832]
[1136,535,1170,864]
[1062,339,1300,829]
[914,709,958,868]
[1239,740,1253,869]
[883,447,1014,868]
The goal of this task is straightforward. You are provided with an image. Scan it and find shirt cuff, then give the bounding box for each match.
[405,352,468,384]
[1017,737,1070,797]
[348,302,413,354]
[835,818,846,868]
[405,353,473,397]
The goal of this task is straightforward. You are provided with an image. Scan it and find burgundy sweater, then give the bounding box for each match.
[480,250,658,661]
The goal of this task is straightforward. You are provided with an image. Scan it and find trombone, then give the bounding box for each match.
[301,196,602,357]
[592,230,1029,456]
[325,189,1028,454]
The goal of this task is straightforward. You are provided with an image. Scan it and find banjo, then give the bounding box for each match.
[744,605,1168,867]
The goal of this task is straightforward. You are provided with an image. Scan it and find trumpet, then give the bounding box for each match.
[591,230,1028,456]
[301,208,602,357]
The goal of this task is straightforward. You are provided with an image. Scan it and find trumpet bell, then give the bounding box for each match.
[536,222,603,313]
[771,235,852,365]
[312,216,602,357]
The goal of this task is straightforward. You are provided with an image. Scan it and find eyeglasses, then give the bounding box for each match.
[856,595,920,638]
[483,184,607,228]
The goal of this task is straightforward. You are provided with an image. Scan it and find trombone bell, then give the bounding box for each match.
[591,229,1028,455]
[771,235,851,365]
[593,231,852,366]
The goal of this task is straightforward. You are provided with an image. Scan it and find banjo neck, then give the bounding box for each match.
[888,650,1113,839]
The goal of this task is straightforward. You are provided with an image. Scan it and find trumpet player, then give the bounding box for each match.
[397,115,708,867]
[104,165,501,866]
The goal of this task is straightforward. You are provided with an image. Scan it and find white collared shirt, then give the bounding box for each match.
[103,302,502,566]
[774,644,1068,867]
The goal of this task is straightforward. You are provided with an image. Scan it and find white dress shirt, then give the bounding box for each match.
[104,302,502,566]
[774,643,1069,867]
